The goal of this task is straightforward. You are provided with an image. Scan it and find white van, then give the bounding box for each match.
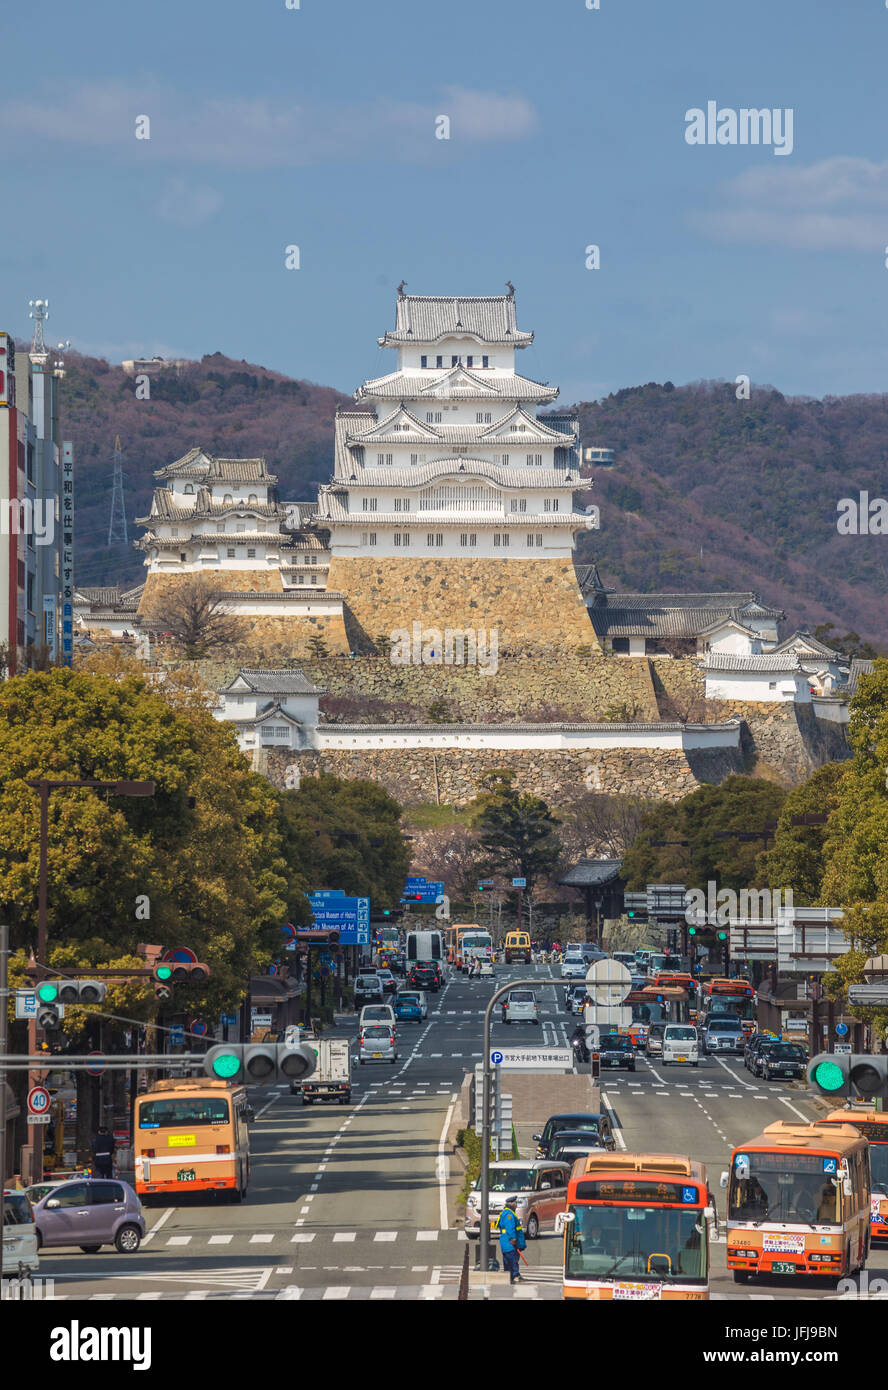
[661,1023,700,1067]
[2,1190,40,1277]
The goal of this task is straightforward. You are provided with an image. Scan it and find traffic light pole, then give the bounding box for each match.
[479,980,519,1277]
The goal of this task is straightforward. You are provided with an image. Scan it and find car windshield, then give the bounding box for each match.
[729,1158,840,1225]
[769,1044,806,1059]
[600,1035,631,1049]
[139,1096,229,1128]
[510,992,535,1002]
[564,1203,706,1282]
[547,1118,600,1140]
[24,1184,59,1205]
[708,1020,740,1032]
[3,1194,32,1225]
[478,1168,536,1192]
[363,1026,393,1039]
[551,1133,602,1156]
[666,1028,697,1041]
[399,993,420,1003]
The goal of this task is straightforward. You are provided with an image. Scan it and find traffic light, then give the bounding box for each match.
[56,980,107,1005]
[807,1053,888,1100]
[153,963,174,1001]
[688,926,697,937]
[36,982,61,1028]
[716,930,728,942]
[203,1043,317,1084]
[167,962,209,984]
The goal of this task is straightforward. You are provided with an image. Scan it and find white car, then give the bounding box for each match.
[358,1004,397,1029]
[501,989,540,1025]
[479,960,495,977]
[2,1190,39,1277]
[561,956,586,980]
[662,1023,700,1066]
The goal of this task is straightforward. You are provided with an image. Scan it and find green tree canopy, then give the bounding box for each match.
[276,773,411,912]
[0,666,288,1027]
[468,769,562,892]
[756,761,848,904]
[621,775,788,892]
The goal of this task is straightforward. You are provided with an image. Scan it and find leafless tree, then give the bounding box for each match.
[148,576,243,658]
[411,824,482,902]
[558,792,657,859]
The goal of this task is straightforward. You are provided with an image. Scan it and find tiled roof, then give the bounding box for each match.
[590,607,746,639]
[137,532,290,548]
[153,449,277,485]
[316,494,587,526]
[75,586,121,606]
[559,857,624,888]
[75,584,145,613]
[328,461,582,490]
[356,367,558,403]
[379,292,533,348]
[343,404,575,449]
[137,488,281,525]
[848,658,875,696]
[220,668,326,696]
[214,590,346,602]
[600,592,779,613]
[320,720,741,734]
[770,630,842,660]
[703,653,802,672]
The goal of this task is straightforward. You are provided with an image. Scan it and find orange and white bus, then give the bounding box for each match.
[698,977,756,1030]
[821,1108,888,1242]
[723,1121,871,1283]
[445,923,488,968]
[555,1152,713,1300]
[134,1078,251,1203]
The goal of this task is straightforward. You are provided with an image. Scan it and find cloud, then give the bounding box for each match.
[7,79,537,168]
[157,178,223,227]
[690,157,888,251]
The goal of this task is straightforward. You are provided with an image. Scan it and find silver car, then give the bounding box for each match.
[26,1178,145,1254]
[703,1019,745,1055]
[501,989,540,1025]
[358,1022,398,1064]
[465,1160,571,1240]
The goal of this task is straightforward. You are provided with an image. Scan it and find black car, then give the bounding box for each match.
[533,1112,614,1158]
[548,1127,614,1159]
[747,1035,779,1076]
[743,1031,772,1070]
[597,1032,637,1071]
[407,964,439,992]
[760,1042,807,1081]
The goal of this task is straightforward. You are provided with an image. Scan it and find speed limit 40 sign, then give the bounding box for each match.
[28,1086,51,1116]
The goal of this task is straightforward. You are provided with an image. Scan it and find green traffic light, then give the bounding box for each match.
[37,983,59,1003]
[717,931,727,941]
[155,965,173,980]
[688,927,697,936]
[813,1059,845,1092]
[211,1052,242,1079]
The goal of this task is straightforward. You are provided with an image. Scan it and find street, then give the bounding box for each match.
[30,964,888,1302]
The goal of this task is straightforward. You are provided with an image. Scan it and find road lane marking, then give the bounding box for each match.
[250,1234,275,1243]
[141,1206,175,1245]
[780,1096,815,1122]
[323,1286,350,1299]
[208,1234,233,1245]
[599,1089,626,1150]
[291,1232,315,1243]
[166,1236,191,1246]
[333,1232,356,1242]
[374,1231,397,1241]
[438,1098,457,1229]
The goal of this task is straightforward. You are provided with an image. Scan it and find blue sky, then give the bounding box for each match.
[4,0,887,404]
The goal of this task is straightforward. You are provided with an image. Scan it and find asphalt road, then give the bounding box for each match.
[30,963,888,1302]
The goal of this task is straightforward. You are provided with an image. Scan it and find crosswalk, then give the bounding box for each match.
[145,1228,468,1249]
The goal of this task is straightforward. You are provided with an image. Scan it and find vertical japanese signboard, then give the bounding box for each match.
[61,440,74,665]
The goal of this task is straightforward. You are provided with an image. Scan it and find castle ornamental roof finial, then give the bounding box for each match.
[505,280,515,297]
[397,280,407,296]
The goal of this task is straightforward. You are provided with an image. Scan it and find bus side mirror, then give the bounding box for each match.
[554,1212,575,1234]
[719,1171,729,1189]
[704,1205,715,1221]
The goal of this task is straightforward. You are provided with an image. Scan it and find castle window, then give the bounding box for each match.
[369,533,376,545]
[493,533,510,548]
[470,533,477,546]
[394,497,410,512]
[451,356,459,367]
[421,355,428,368]
[216,523,225,533]
[227,548,235,558]
[536,533,543,546]
[393,532,411,547]
[180,553,186,562]
[426,412,442,424]
[426,533,443,547]
[223,493,233,504]
[436,355,443,368]
[248,493,257,504]
[247,547,256,558]
[184,484,194,494]
[171,526,179,537]
[482,355,489,368]
[410,453,417,465]
[544,498,559,513]
[466,356,473,368]
[460,533,468,547]
[501,453,509,465]
[362,497,377,512]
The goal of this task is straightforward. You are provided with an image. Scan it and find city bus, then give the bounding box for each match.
[698,977,756,1030]
[134,1078,251,1203]
[554,1151,713,1300]
[821,1108,888,1242]
[626,986,691,1048]
[375,926,400,952]
[459,928,494,969]
[445,923,483,968]
[723,1121,871,1283]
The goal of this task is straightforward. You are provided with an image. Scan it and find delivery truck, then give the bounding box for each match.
[293,1037,352,1105]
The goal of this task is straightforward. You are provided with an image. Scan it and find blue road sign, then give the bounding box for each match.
[405,877,428,888]
[308,893,370,945]
[221,1013,238,1026]
[169,1025,185,1046]
[835,1023,849,1036]
[490,1050,504,1065]
[512,877,527,888]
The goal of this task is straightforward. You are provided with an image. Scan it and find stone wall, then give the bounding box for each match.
[258,742,744,808]
[139,569,285,616]
[325,556,601,656]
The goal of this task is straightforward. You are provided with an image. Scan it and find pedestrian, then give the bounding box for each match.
[495,1196,525,1284]
[91,1125,115,1180]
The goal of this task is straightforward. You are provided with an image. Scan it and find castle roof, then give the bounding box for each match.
[379,291,533,349]
[356,366,558,403]
[219,668,326,696]
[703,653,802,673]
[326,460,581,490]
[153,448,277,485]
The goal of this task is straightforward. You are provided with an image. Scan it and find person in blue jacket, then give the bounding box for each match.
[495,1196,525,1284]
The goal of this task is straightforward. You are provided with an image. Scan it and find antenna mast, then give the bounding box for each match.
[108,434,128,546]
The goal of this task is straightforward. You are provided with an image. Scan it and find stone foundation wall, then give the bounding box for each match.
[139,569,286,617]
[325,556,601,656]
[258,743,744,808]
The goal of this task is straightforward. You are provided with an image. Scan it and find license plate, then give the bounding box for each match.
[372,1052,382,1058]
[771,1262,796,1274]
[177,1169,196,1182]
[677,1055,687,1062]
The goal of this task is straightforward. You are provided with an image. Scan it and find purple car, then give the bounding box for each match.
[25,1178,146,1254]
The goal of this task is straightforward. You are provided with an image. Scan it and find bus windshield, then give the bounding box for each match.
[139,1096,230,1128]
[631,1001,666,1024]
[729,1157,840,1225]
[565,1203,706,1282]
[870,1144,888,1193]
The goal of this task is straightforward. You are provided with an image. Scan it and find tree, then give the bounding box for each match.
[558,792,657,860]
[306,633,329,659]
[276,774,410,910]
[0,666,288,1022]
[468,769,562,892]
[412,824,482,903]
[621,776,788,892]
[147,575,243,658]
[756,762,848,903]
[813,624,878,661]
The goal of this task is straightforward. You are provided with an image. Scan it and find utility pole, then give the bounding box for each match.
[108,434,128,547]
